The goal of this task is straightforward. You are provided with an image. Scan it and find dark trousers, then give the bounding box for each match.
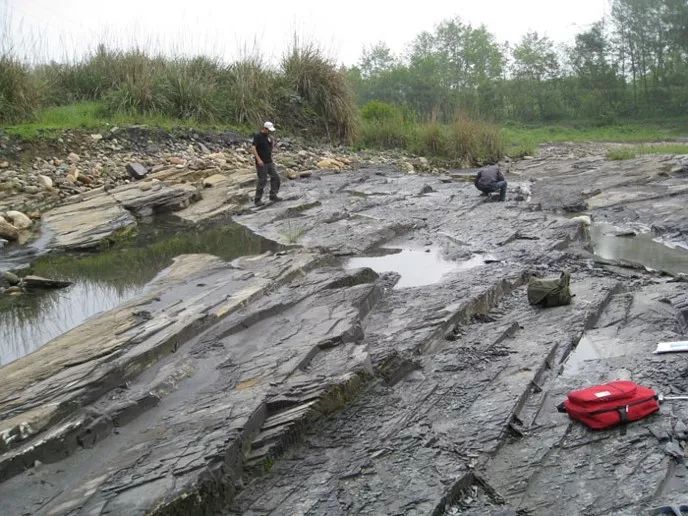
[477,180,507,201]
[255,162,280,201]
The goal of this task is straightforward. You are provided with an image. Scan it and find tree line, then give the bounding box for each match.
[347,0,688,124]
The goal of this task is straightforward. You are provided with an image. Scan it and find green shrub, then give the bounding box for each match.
[0,55,41,123]
[360,119,411,149]
[606,148,636,160]
[411,123,447,156]
[361,100,403,123]
[447,115,504,164]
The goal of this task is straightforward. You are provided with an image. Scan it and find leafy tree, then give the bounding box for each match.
[511,32,560,81]
[358,42,397,78]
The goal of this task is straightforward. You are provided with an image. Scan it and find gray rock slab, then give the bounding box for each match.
[0,253,389,515]
[41,189,136,249]
[41,180,199,249]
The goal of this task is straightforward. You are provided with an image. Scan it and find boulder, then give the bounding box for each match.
[2,271,20,286]
[6,211,33,230]
[38,175,53,189]
[0,218,19,240]
[126,162,148,180]
[317,158,344,170]
[398,161,415,174]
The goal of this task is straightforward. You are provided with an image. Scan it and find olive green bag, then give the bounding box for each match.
[527,271,572,307]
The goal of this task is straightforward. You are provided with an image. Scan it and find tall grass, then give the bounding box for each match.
[359,102,505,165]
[281,42,360,143]
[221,56,276,126]
[0,55,40,123]
[1,41,360,142]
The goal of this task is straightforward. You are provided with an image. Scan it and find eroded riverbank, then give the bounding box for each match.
[0,140,687,515]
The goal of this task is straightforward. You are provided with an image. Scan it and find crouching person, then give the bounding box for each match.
[474,164,507,202]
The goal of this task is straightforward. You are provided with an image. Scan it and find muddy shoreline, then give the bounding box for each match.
[0,137,688,515]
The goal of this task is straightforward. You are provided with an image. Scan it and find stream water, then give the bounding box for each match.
[0,217,278,365]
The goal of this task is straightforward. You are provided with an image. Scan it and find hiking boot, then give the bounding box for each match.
[254,199,264,206]
[269,195,282,202]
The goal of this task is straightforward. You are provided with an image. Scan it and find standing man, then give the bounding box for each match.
[252,121,281,206]
[474,164,507,202]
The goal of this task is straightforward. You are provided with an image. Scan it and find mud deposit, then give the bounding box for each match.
[1,143,688,515]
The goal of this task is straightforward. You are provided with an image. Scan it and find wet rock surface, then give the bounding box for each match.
[0,140,688,515]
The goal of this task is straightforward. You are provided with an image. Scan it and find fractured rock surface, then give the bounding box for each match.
[1,146,688,515]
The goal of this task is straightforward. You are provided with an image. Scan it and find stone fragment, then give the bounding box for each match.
[126,163,148,180]
[2,271,20,285]
[6,211,32,229]
[21,275,72,289]
[38,175,53,189]
[0,218,19,240]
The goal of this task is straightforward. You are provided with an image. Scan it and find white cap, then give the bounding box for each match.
[263,121,276,132]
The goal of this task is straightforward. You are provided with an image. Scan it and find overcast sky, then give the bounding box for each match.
[4,0,609,65]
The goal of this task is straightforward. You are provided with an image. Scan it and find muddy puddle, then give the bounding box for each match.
[590,223,688,276]
[0,217,278,365]
[344,243,491,289]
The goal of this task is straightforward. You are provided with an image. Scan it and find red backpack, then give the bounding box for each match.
[558,380,659,430]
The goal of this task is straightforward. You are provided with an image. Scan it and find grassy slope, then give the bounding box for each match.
[503,120,688,157]
[2,102,248,139]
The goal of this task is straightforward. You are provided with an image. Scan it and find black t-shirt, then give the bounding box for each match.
[252,132,273,163]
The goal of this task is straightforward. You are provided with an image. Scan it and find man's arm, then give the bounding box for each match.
[251,140,263,166]
[474,170,482,186]
[497,168,505,181]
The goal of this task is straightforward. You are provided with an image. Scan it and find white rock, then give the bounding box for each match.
[570,215,592,227]
[38,175,53,189]
[67,152,80,163]
[90,133,103,142]
[6,210,32,229]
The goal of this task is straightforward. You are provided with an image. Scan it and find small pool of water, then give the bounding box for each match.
[344,245,489,289]
[561,334,625,376]
[0,217,278,366]
[590,223,688,276]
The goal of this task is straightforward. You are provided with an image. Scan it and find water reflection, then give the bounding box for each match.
[590,223,688,276]
[0,218,278,365]
[345,246,488,289]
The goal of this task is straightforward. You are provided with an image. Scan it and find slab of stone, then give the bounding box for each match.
[0,255,385,515]
[21,275,72,289]
[41,190,136,249]
[41,180,200,249]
